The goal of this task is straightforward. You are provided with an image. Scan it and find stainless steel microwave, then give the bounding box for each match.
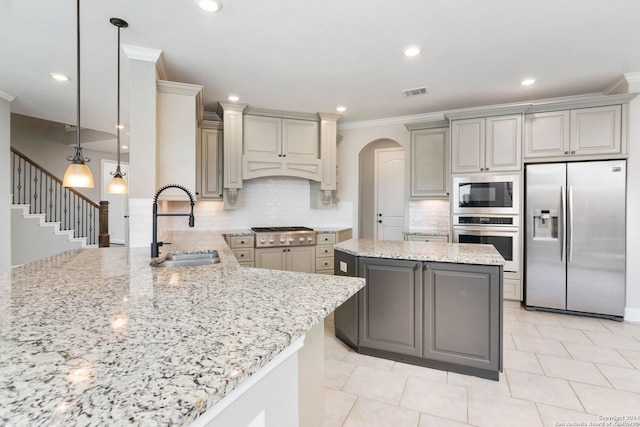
[452,174,520,215]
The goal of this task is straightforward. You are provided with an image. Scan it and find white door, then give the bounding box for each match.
[374,148,405,240]
[102,160,130,245]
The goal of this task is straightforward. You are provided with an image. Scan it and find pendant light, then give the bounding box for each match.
[107,17,129,194]
[62,0,94,188]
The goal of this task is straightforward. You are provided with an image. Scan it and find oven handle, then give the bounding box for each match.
[561,185,566,263]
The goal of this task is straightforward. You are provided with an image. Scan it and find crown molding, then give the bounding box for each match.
[200,119,223,130]
[338,111,445,130]
[121,45,162,62]
[0,90,15,102]
[244,106,318,121]
[404,119,450,131]
[604,76,629,95]
[318,113,342,122]
[444,103,532,120]
[217,102,248,115]
[156,80,203,96]
[525,92,638,113]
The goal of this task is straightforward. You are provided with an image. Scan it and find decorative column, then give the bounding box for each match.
[217,102,247,208]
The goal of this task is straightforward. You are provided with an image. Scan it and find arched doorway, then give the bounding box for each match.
[358,139,405,240]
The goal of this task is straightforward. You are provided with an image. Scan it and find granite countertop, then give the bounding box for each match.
[334,239,505,266]
[0,231,365,425]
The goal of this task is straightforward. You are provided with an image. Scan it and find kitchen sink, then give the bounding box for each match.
[150,250,220,268]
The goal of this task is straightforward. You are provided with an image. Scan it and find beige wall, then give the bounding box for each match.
[625,82,640,321]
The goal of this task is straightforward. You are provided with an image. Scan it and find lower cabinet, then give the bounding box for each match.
[358,258,422,357]
[255,246,316,273]
[335,253,503,380]
[423,262,501,373]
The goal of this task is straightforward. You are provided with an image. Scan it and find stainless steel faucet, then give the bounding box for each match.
[151,184,195,258]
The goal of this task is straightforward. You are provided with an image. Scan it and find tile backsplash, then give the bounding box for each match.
[163,177,353,231]
[408,199,450,231]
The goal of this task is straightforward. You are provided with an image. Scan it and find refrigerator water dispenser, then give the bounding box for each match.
[532,209,558,239]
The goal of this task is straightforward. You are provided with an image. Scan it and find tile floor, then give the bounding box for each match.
[323,300,640,427]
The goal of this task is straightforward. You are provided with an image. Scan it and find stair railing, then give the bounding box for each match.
[11,147,108,246]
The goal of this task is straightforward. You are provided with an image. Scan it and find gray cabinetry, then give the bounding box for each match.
[197,127,223,199]
[333,249,503,380]
[358,258,422,357]
[423,262,501,372]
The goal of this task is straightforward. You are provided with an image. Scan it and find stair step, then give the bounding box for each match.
[11,203,90,248]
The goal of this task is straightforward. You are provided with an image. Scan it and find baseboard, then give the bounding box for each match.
[624,307,640,323]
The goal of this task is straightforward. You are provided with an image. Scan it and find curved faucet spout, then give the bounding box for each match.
[151,184,195,258]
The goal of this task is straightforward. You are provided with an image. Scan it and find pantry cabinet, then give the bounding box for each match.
[524,105,622,160]
[451,115,522,174]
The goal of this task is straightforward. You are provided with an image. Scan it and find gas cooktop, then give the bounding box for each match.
[251,226,316,247]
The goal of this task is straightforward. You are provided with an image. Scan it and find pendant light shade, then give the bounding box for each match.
[63,0,94,188]
[108,17,129,194]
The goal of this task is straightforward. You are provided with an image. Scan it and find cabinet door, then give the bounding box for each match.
[410,128,450,197]
[255,248,287,270]
[571,105,621,156]
[423,262,500,371]
[199,129,222,199]
[524,111,570,159]
[244,115,282,156]
[451,118,485,173]
[486,115,522,172]
[287,246,316,273]
[282,119,318,159]
[358,258,422,356]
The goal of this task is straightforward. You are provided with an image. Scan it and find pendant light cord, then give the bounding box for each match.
[116,23,121,170]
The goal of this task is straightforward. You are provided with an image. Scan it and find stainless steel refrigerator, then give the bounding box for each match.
[525,160,626,318]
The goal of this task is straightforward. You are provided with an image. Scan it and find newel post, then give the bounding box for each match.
[99,201,110,247]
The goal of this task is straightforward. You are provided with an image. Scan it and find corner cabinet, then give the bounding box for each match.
[407,125,450,198]
[524,105,623,160]
[451,115,522,174]
[243,114,322,181]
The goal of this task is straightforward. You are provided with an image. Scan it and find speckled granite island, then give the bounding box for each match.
[333,239,505,380]
[0,231,365,426]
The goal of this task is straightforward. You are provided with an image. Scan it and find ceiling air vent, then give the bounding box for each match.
[402,86,428,97]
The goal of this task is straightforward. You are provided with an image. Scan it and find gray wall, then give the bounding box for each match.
[10,114,128,203]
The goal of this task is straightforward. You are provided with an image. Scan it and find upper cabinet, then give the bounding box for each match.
[451,114,522,174]
[525,105,622,160]
[196,126,223,199]
[405,122,450,198]
[156,80,203,200]
[243,114,321,181]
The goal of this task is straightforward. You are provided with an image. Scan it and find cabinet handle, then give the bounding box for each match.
[240,240,245,244]
[480,167,484,171]
[564,151,569,155]
[378,220,382,223]
[378,213,382,217]
[240,254,245,258]
[571,150,576,154]
[485,167,490,171]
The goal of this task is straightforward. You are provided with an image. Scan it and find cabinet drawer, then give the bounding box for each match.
[316,244,334,257]
[316,269,333,275]
[229,236,254,248]
[238,261,255,268]
[317,233,336,245]
[316,257,334,271]
[233,249,254,262]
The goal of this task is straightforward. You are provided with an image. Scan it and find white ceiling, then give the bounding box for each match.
[2,0,640,143]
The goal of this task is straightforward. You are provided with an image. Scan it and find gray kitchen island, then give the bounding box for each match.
[333,239,505,380]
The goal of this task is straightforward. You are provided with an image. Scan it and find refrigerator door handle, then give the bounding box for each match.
[561,185,566,262]
[568,185,574,263]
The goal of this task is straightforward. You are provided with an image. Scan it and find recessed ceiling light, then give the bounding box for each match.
[403,45,421,57]
[336,106,346,113]
[197,0,222,12]
[521,78,536,86]
[50,73,69,82]
[228,95,239,101]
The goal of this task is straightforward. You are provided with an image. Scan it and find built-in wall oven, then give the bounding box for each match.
[452,174,520,215]
[452,215,520,274]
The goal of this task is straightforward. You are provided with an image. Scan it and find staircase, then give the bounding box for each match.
[10,147,106,266]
